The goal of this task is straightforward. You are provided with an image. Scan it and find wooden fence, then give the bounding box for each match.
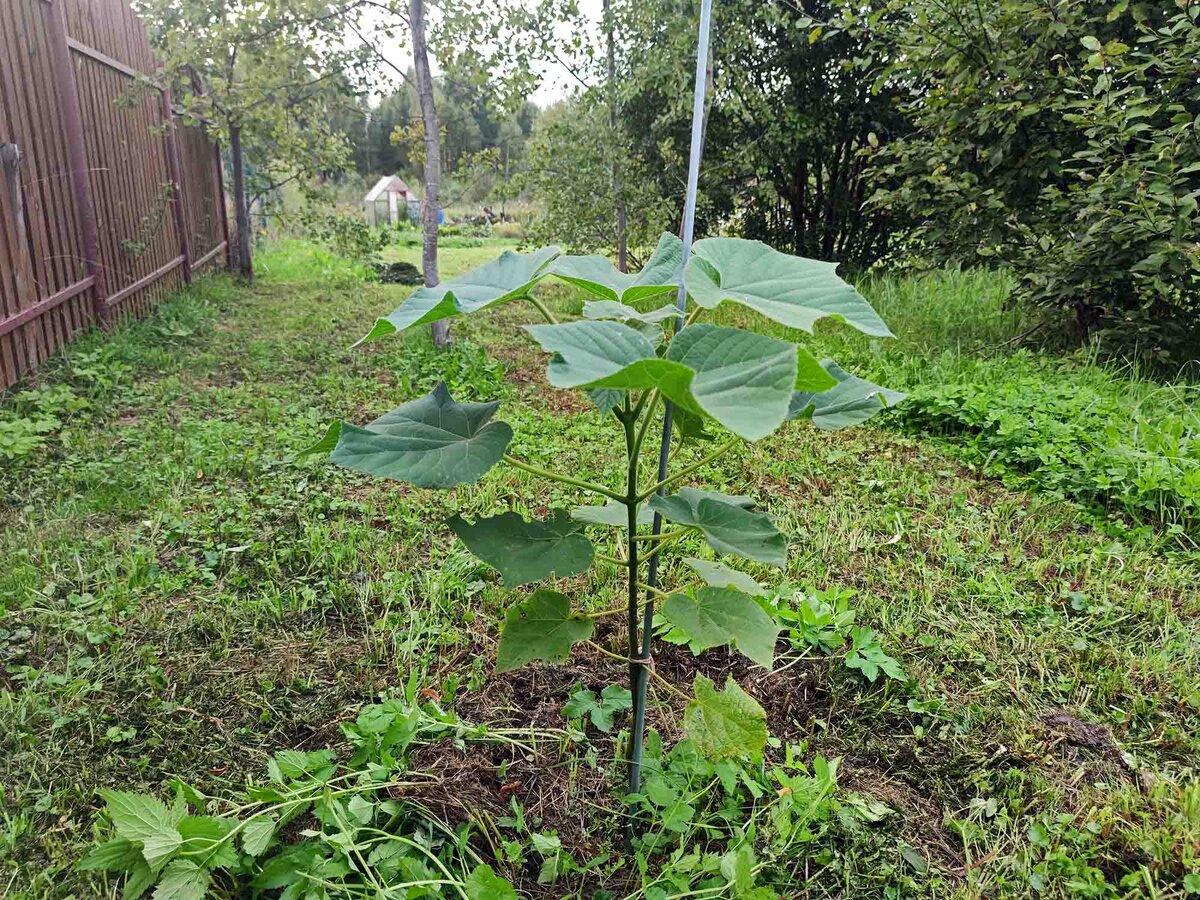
[0,0,228,391]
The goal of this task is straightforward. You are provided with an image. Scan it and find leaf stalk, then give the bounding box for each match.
[502,454,625,501]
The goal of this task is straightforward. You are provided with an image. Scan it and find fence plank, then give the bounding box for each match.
[0,0,226,391]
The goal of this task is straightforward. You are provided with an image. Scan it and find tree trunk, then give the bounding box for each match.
[411,0,449,347]
[604,0,627,273]
[229,123,253,280]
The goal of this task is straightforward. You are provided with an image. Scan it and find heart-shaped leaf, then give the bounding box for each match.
[449,510,594,587]
[525,321,815,441]
[358,246,560,343]
[496,590,593,672]
[549,232,682,304]
[307,383,513,489]
[667,325,816,440]
[571,500,653,528]
[683,675,768,760]
[525,319,695,402]
[680,557,766,596]
[648,488,786,567]
[787,360,906,430]
[687,238,893,337]
[662,586,781,669]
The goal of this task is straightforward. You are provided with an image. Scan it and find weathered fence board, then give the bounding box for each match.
[0,0,226,390]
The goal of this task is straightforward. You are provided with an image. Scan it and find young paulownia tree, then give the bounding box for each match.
[305,233,902,804]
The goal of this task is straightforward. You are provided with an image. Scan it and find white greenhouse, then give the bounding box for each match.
[364,175,419,227]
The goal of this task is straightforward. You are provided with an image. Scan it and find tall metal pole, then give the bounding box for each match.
[626,0,714,839]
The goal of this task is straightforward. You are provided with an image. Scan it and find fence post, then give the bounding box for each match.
[45,0,108,324]
[160,88,192,284]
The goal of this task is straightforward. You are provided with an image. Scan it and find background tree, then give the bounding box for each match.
[409,0,450,347]
[521,102,669,259]
[136,0,373,279]
[846,0,1200,356]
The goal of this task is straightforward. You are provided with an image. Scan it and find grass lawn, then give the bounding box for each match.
[1,239,1197,898]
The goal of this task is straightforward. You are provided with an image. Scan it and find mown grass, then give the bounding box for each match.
[1,239,1197,897]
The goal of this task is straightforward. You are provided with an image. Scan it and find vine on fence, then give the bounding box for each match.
[119,181,175,258]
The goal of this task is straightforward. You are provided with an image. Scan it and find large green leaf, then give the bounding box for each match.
[358,246,560,343]
[669,325,826,440]
[449,510,594,587]
[524,321,810,441]
[683,675,768,760]
[306,383,513,489]
[525,319,695,402]
[99,791,184,846]
[687,238,893,337]
[662,586,781,669]
[787,360,906,430]
[571,500,653,528]
[680,557,765,596]
[549,232,682,304]
[648,488,786,567]
[496,590,594,672]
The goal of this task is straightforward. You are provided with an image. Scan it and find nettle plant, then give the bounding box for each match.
[307,232,902,801]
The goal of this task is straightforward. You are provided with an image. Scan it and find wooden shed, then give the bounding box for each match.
[364,175,418,227]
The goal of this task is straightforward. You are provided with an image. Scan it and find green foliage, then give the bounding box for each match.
[359,247,560,342]
[304,384,514,489]
[562,684,632,733]
[846,0,1200,356]
[495,590,594,672]
[683,676,769,761]
[448,510,594,587]
[520,102,672,256]
[301,209,389,265]
[686,238,892,337]
[774,586,905,685]
[647,489,787,567]
[662,586,781,669]
[897,367,1200,536]
[79,699,523,899]
[788,361,905,430]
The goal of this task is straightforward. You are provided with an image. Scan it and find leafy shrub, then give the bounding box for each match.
[0,385,90,461]
[78,698,545,898]
[491,221,522,240]
[896,360,1200,536]
[373,261,423,285]
[302,210,388,264]
[846,1,1200,359]
[81,695,886,898]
